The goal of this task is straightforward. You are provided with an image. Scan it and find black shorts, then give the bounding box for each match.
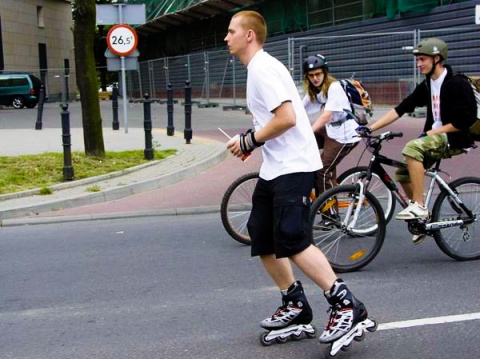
[247,172,315,258]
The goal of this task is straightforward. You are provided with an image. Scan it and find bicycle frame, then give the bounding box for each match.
[422,167,476,231]
[364,152,409,208]
[356,132,476,232]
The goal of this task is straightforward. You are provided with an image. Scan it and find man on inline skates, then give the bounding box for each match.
[224,10,376,352]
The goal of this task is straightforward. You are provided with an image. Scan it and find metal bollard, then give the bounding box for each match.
[166,82,175,136]
[143,93,154,160]
[35,85,46,130]
[60,103,74,181]
[184,80,192,144]
[112,83,119,130]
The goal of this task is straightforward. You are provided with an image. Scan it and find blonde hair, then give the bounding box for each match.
[233,11,267,45]
[303,72,337,103]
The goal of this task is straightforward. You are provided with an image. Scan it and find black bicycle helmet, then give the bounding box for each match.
[412,38,448,61]
[303,54,328,75]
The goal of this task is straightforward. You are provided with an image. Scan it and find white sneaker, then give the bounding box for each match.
[412,234,426,245]
[396,201,429,220]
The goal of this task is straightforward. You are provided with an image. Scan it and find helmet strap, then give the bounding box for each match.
[426,55,441,78]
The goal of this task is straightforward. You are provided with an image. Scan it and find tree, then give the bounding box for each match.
[72,0,105,157]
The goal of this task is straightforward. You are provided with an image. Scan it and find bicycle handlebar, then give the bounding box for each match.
[380,131,403,140]
[356,130,403,141]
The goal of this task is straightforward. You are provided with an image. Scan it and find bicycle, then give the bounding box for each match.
[310,131,480,273]
[220,172,259,245]
[220,137,393,246]
[220,172,317,245]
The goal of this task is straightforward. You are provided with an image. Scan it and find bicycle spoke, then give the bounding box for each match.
[309,185,386,272]
[432,178,480,261]
[220,173,259,245]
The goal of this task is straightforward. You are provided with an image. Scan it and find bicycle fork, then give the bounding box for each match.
[345,182,367,231]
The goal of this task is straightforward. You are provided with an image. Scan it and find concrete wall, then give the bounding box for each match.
[0,0,75,96]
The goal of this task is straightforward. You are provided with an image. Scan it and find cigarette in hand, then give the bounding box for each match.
[218,128,251,162]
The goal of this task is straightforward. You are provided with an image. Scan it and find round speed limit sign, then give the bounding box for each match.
[107,24,138,56]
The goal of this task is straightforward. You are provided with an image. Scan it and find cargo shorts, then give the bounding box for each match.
[395,134,464,183]
[247,172,315,259]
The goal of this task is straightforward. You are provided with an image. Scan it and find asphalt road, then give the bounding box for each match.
[1,214,479,359]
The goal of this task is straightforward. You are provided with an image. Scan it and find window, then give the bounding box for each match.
[0,16,4,70]
[37,6,44,28]
[11,78,29,86]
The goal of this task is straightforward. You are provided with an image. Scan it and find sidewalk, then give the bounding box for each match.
[0,127,231,226]
[0,99,261,226]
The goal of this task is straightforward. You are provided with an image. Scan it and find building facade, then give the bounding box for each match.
[0,0,75,99]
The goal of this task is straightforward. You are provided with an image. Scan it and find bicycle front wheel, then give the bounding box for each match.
[432,177,480,261]
[220,172,259,245]
[309,184,386,273]
[338,166,396,224]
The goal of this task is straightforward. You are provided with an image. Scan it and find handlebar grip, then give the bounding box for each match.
[390,132,403,138]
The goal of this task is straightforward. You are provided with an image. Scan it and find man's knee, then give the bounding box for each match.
[402,139,425,163]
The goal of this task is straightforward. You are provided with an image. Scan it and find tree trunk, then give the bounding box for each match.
[73,0,105,157]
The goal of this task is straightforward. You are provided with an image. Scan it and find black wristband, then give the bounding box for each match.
[239,129,264,155]
[239,132,253,154]
[246,129,264,147]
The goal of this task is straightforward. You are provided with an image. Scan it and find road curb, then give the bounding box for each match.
[0,205,220,227]
[0,146,228,223]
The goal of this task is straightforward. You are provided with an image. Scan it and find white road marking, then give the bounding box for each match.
[378,312,480,331]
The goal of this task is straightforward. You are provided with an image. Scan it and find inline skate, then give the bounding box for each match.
[319,279,377,358]
[259,281,317,346]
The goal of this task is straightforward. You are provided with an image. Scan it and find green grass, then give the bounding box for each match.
[0,150,176,195]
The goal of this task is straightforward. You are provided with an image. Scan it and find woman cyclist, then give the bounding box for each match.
[302,54,360,227]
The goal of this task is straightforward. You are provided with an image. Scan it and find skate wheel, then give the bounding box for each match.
[354,331,365,342]
[259,332,274,346]
[305,330,317,339]
[366,319,378,333]
[291,332,303,341]
[324,345,337,359]
[341,342,352,351]
[275,336,288,344]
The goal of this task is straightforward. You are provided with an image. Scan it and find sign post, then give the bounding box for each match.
[97,4,145,134]
[107,24,138,133]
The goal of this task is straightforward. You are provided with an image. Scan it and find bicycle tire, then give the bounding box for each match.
[220,172,259,245]
[337,166,396,224]
[309,184,386,273]
[432,176,480,261]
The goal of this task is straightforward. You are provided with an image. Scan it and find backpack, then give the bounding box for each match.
[339,78,373,125]
[456,73,480,141]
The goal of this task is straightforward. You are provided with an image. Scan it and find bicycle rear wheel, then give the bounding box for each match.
[432,177,480,260]
[338,166,396,224]
[309,184,386,273]
[220,172,259,245]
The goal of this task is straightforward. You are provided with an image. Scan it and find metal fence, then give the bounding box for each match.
[288,31,417,105]
[16,26,478,108]
[121,26,479,109]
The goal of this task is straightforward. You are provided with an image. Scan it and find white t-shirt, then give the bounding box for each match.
[303,81,360,144]
[246,50,322,180]
[430,68,447,130]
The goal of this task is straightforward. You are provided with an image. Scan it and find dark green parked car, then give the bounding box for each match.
[0,73,42,109]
